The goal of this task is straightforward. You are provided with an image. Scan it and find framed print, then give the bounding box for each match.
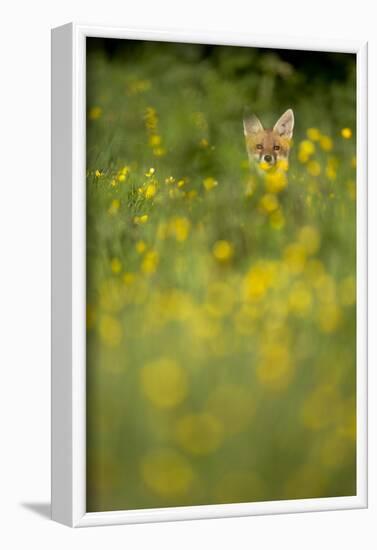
[51,23,368,527]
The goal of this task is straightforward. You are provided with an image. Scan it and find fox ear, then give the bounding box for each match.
[243,114,264,136]
[273,109,294,139]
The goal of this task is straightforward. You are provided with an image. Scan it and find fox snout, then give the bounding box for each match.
[243,109,294,170]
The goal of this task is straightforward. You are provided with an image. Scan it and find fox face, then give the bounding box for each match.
[243,109,294,169]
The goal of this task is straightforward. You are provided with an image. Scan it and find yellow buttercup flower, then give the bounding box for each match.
[306,128,321,141]
[259,193,279,213]
[134,214,149,224]
[319,135,333,151]
[212,240,234,262]
[341,127,352,139]
[141,250,159,274]
[203,177,218,191]
[169,217,190,242]
[135,240,147,254]
[145,183,157,199]
[264,170,288,193]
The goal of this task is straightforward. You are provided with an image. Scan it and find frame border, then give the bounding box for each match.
[51,23,368,527]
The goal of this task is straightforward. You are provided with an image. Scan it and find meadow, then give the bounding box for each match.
[86,39,357,512]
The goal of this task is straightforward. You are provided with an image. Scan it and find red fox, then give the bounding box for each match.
[243,109,294,171]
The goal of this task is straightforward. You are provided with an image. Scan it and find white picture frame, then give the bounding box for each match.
[51,22,368,528]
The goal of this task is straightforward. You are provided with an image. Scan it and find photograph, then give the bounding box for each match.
[85,37,357,513]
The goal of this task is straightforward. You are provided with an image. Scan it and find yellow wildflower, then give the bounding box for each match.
[306,128,321,141]
[319,135,333,151]
[145,183,157,199]
[141,250,159,274]
[212,240,234,262]
[264,170,288,193]
[259,193,279,213]
[135,240,147,254]
[145,167,155,177]
[203,177,218,191]
[341,128,352,139]
[134,214,149,224]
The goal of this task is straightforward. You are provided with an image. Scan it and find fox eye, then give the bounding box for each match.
[273,145,280,151]
[256,144,263,150]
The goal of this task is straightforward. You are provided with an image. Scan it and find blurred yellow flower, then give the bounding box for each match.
[306,128,321,141]
[141,250,159,274]
[319,135,333,151]
[212,240,234,262]
[134,214,149,224]
[169,217,190,242]
[243,260,278,301]
[299,139,315,160]
[110,257,122,274]
[141,448,194,497]
[89,106,102,120]
[140,358,188,409]
[145,183,157,199]
[203,177,218,191]
[269,208,285,230]
[175,413,223,455]
[153,147,167,157]
[148,134,161,147]
[95,169,103,177]
[259,193,279,213]
[264,170,288,193]
[341,127,352,139]
[135,240,147,254]
[122,272,135,286]
[165,176,175,185]
[98,314,122,347]
[145,167,155,177]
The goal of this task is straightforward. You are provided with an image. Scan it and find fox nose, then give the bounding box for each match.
[264,154,272,163]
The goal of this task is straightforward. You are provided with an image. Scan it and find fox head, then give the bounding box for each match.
[243,109,294,169]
